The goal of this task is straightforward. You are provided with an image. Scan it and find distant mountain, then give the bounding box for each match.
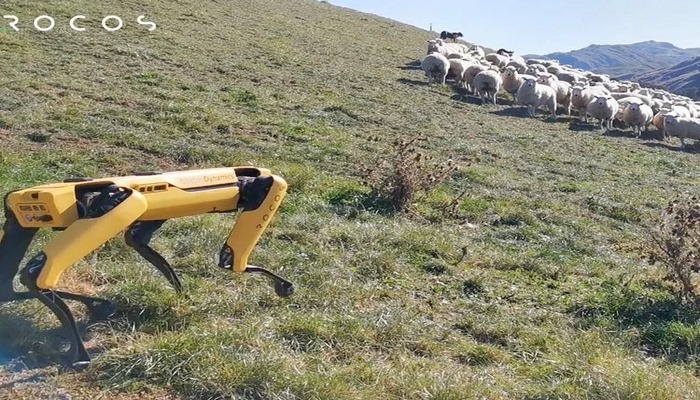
[621,57,700,100]
[525,41,700,77]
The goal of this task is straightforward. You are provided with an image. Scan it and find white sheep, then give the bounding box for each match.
[663,115,700,149]
[515,77,557,120]
[610,92,653,108]
[556,71,584,84]
[427,39,469,57]
[614,97,644,121]
[485,53,509,68]
[547,65,563,75]
[501,66,536,100]
[448,58,471,88]
[538,75,572,115]
[463,63,489,93]
[421,53,451,85]
[672,105,692,118]
[653,108,678,139]
[506,58,527,73]
[571,85,610,122]
[472,69,503,105]
[586,95,619,131]
[469,45,485,58]
[622,103,653,137]
[526,64,547,76]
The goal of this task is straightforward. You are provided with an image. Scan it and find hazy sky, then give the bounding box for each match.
[328,0,700,55]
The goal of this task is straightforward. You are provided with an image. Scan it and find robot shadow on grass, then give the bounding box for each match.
[0,312,106,371]
[0,284,191,371]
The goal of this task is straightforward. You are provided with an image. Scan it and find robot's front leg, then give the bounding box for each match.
[0,201,38,302]
[19,185,148,369]
[218,174,294,297]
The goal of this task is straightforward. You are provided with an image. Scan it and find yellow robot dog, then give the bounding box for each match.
[0,167,293,369]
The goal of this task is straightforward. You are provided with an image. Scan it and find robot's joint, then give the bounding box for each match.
[238,176,274,211]
[83,185,133,219]
[19,252,48,289]
[218,244,233,270]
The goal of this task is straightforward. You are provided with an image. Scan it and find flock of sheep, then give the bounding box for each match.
[420,38,700,150]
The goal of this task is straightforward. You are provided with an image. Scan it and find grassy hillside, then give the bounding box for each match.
[1,1,700,399]
[529,41,700,77]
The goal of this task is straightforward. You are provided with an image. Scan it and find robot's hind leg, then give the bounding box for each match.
[124,220,183,293]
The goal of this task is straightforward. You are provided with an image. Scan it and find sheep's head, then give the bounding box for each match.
[504,66,517,78]
[664,115,677,126]
[595,96,611,107]
[537,75,552,85]
[524,78,537,88]
[427,40,441,54]
[629,103,640,112]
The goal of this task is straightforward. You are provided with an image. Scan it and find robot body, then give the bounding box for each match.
[0,167,292,368]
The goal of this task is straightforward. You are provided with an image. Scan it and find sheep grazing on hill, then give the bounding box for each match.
[501,66,535,99]
[663,115,700,149]
[556,71,584,85]
[587,96,619,131]
[538,75,572,115]
[413,37,700,149]
[427,39,469,56]
[463,63,489,93]
[525,64,547,77]
[420,53,450,85]
[448,58,470,88]
[485,53,509,68]
[468,45,485,58]
[571,85,610,122]
[516,78,557,120]
[614,97,644,121]
[472,69,503,105]
[610,92,653,108]
[622,103,653,137]
[440,31,463,42]
[506,58,527,73]
[671,104,692,118]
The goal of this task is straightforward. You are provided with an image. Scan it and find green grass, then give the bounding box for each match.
[1,0,700,399]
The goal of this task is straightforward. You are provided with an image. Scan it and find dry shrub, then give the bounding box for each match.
[359,134,457,213]
[647,195,700,302]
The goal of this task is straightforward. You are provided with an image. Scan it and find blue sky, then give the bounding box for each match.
[328,0,700,55]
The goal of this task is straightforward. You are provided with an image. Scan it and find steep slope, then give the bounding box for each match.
[1,1,700,399]
[624,57,700,99]
[527,41,700,76]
